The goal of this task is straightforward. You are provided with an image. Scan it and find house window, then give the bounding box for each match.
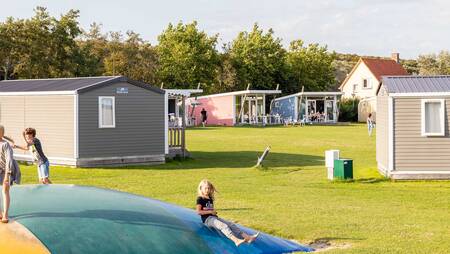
[362,78,370,89]
[99,96,115,128]
[421,99,445,136]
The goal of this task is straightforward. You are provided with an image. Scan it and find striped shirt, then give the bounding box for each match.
[0,141,15,175]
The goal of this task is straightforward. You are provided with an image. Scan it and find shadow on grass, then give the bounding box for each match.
[187,124,357,130]
[217,208,253,211]
[354,177,390,184]
[95,151,324,171]
[331,177,390,184]
[310,237,365,242]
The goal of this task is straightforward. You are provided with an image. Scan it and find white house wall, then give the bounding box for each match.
[341,62,379,99]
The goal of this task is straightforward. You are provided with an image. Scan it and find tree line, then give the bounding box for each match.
[1,7,449,95]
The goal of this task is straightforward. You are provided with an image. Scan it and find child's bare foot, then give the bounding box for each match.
[234,238,245,247]
[230,235,245,247]
[1,213,9,223]
[243,232,260,243]
[248,232,259,243]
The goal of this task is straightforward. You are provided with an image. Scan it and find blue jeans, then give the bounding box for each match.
[38,161,50,179]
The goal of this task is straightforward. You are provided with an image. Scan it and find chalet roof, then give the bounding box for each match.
[382,75,450,94]
[0,76,164,94]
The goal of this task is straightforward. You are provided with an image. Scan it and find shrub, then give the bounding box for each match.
[338,98,359,122]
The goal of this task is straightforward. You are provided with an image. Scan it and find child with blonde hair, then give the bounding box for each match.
[196,179,258,246]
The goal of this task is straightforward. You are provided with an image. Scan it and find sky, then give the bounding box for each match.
[1,0,449,59]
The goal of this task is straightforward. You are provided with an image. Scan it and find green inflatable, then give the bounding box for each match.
[5,185,313,254]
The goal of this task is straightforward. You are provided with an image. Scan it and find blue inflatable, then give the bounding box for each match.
[8,185,314,254]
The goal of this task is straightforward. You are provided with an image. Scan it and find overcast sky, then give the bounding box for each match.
[1,0,449,59]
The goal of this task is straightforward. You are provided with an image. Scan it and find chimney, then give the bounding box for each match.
[391,52,400,63]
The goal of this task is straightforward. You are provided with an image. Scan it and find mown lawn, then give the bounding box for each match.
[19,124,449,253]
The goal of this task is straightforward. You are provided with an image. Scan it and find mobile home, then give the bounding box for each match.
[377,75,450,179]
[271,92,343,123]
[0,76,166,167]
[188,89,281,126]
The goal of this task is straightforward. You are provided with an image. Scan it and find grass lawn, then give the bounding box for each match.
[18,124,449,253]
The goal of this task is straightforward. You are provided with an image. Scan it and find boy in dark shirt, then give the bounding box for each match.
[15,128,51,184]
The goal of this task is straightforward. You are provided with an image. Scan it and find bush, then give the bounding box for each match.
[338,98,359,122]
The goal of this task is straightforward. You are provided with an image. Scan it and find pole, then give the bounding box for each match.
[181,95,186,158]
[238,84,251,123]
[298,86,304,122]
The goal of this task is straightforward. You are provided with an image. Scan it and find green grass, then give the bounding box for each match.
[19,124,450,253]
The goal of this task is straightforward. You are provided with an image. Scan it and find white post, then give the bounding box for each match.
[232,95,236,125]
[263,95,266,115]
[305,97,308,121]
[294,97,299,122]
[325,150,340,180]
[164,92,169,155]
[388,96,394,173]
[255,95,258,124]
[334,95,337,122]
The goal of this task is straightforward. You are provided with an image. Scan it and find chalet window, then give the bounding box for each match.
[353,84,358,92]
[99,96,116,128]
[421,99,445,136]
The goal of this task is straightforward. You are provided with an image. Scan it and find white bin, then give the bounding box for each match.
[325,150,340,180]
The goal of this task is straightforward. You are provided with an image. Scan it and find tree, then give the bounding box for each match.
[156,21,219,89]
[0,7,85,79]
[103,31,159,84]
[49,9,83,77]
[417,51,450,75]
[228,23,286,90]
[0,17,25,80]
[18,6,54,78]
[286,40,336,93]
[77,22,109,76]
[417,54,439,75]
[400,59,419,75]
[213,52,238,93]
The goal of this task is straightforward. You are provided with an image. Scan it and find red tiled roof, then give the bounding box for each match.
[361,58,409,81]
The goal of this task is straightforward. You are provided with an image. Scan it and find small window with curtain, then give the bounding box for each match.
[421,99,445,136]
[362,78,371,89]
[99,96,115,128]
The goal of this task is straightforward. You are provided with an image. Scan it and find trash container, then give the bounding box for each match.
[325,150,340,180]
[333,159,353,179]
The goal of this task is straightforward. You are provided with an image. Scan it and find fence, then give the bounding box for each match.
[168,127,184,148]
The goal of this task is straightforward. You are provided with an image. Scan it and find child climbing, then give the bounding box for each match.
[15,128,51,184]
[196,179,259,247]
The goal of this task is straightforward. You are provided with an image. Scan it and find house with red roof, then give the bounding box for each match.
[339,53,409,121]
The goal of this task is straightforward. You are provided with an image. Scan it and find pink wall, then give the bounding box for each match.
[188,95,234,126]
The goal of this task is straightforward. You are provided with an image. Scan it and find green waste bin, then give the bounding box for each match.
[333,159,353,179]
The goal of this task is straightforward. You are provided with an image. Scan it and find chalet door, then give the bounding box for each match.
[325,100,334,122]
[307,100,316,120]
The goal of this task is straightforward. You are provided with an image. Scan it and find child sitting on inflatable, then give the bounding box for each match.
[196,179,259,246]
